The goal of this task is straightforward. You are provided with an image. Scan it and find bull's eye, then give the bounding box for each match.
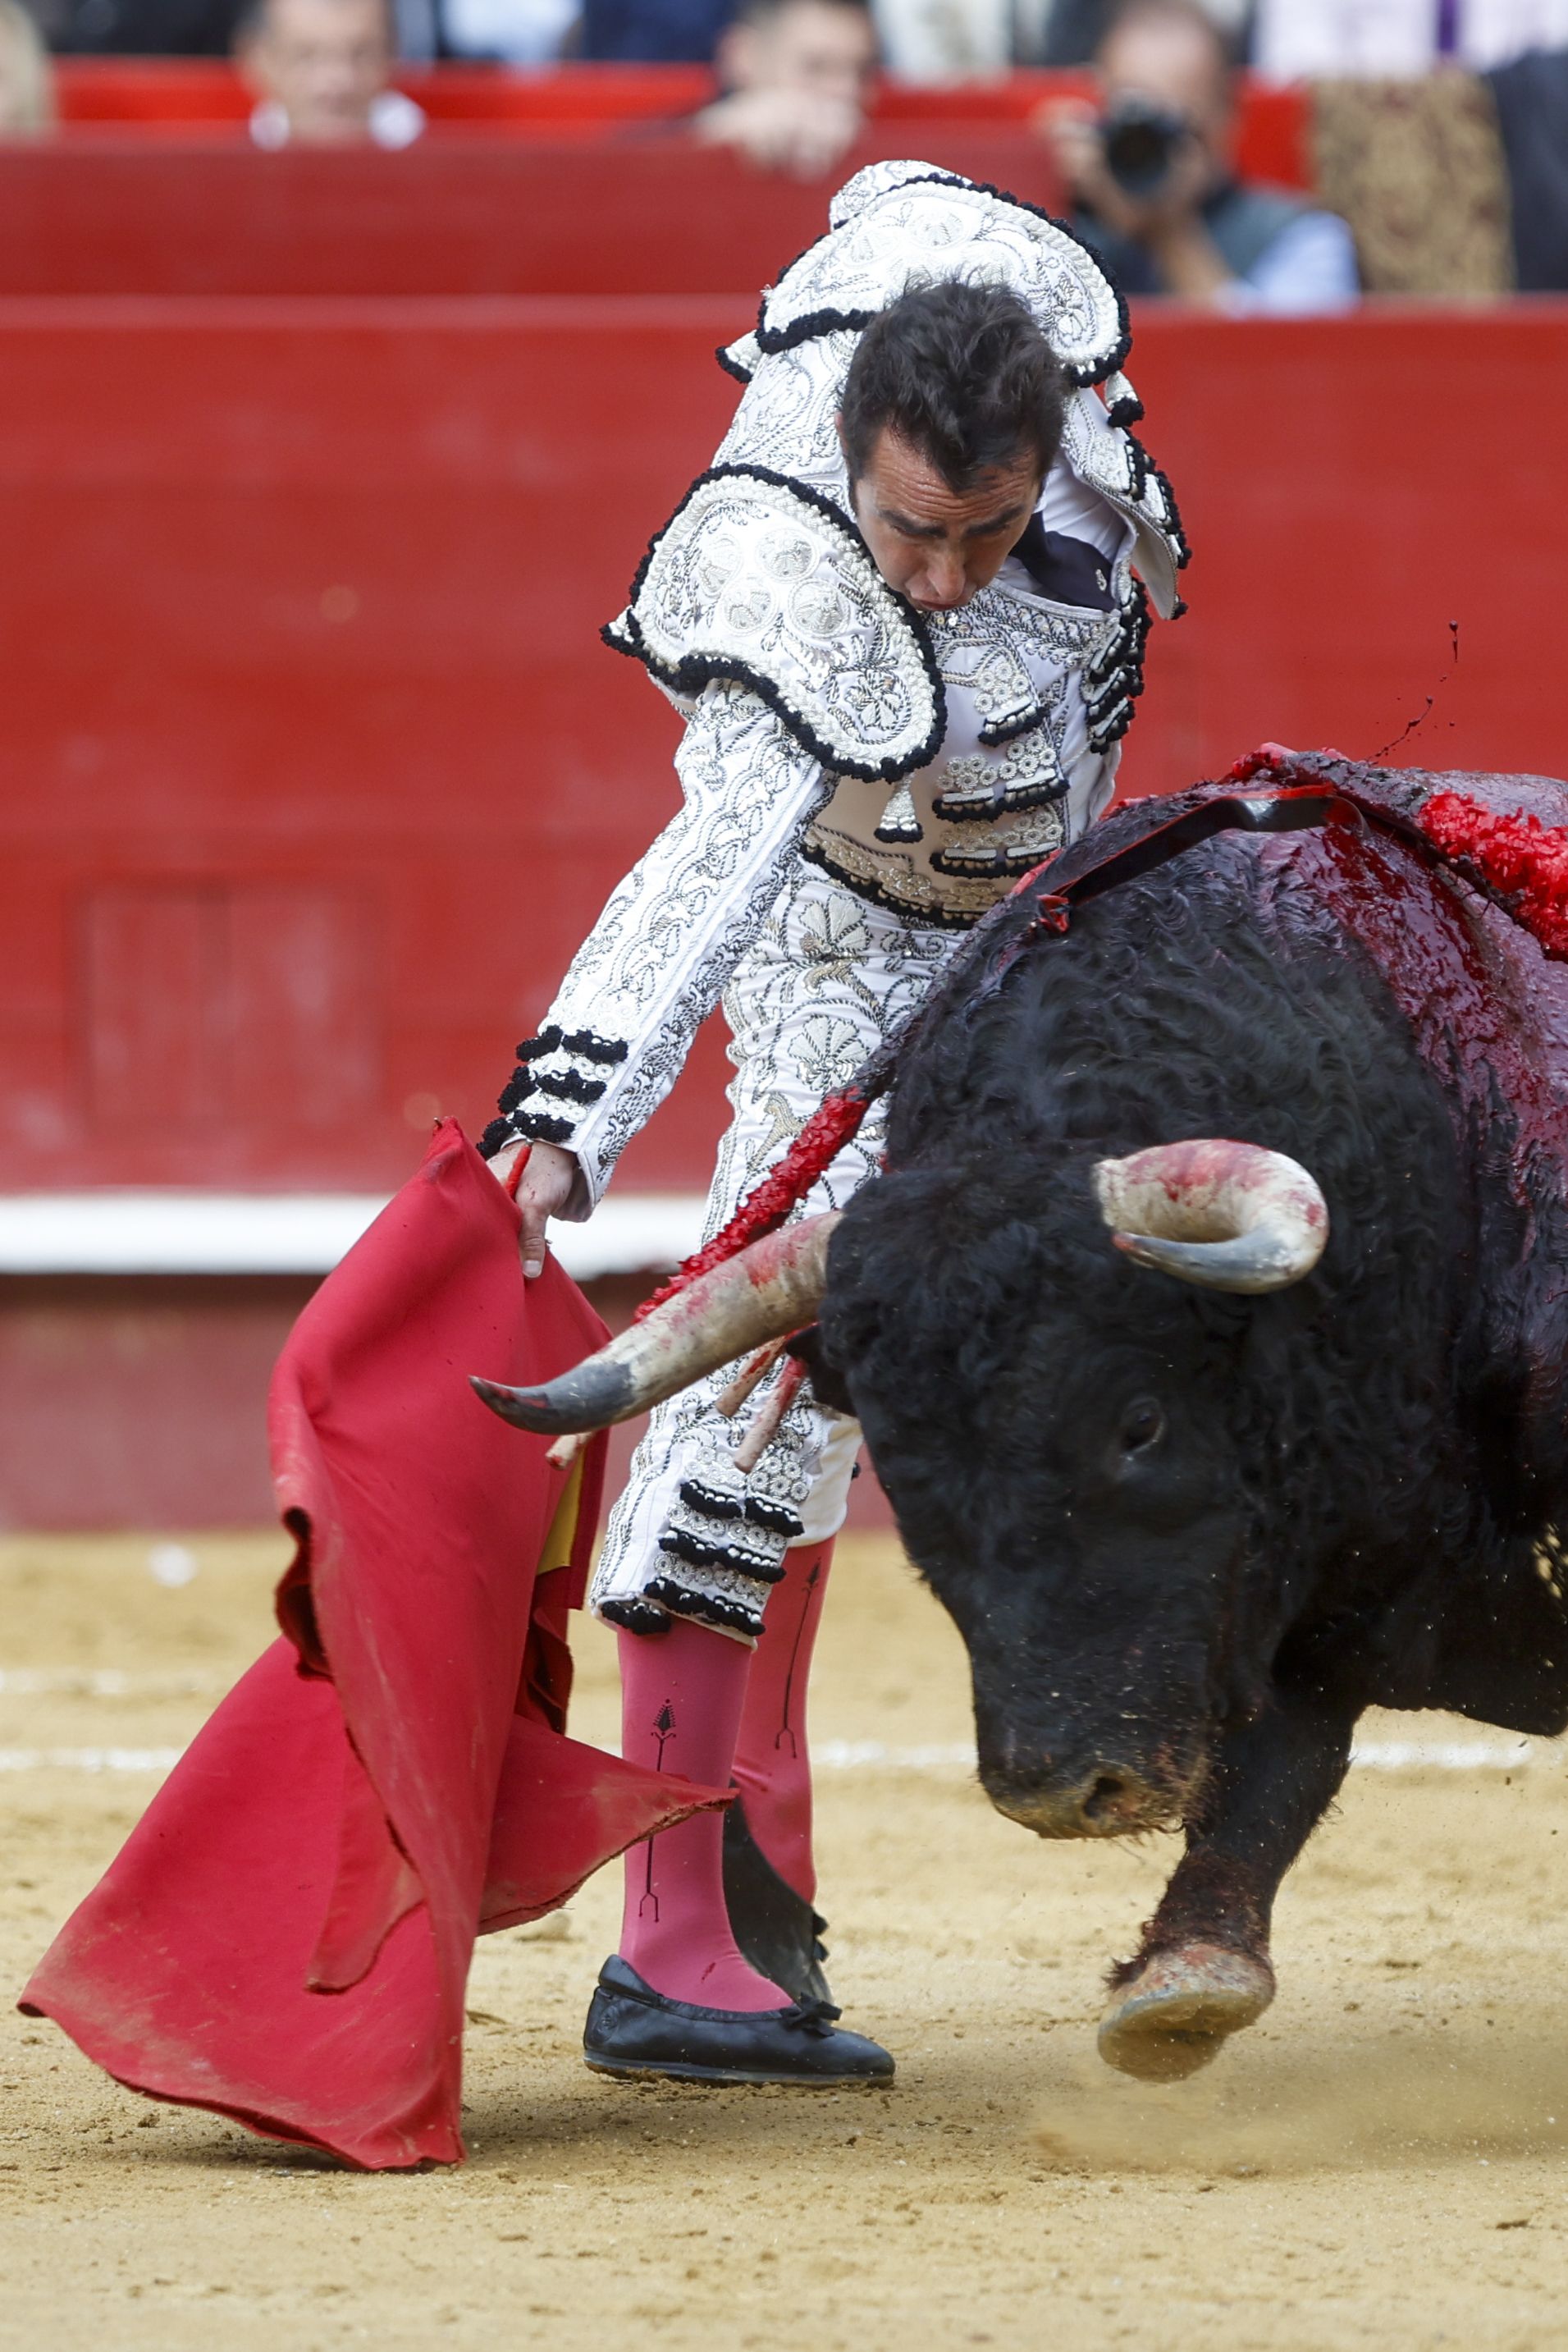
[1120,1398,1165,1454]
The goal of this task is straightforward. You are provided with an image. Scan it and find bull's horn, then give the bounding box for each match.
[1092,1141,1328,1295]
[471,1213,841,1436]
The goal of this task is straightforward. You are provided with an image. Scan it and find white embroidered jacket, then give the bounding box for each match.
[485,163,1188,1213]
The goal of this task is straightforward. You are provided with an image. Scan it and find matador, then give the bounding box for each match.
[480,161,1189,2084]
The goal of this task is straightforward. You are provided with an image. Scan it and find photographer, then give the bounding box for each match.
[1041,0,1358,313]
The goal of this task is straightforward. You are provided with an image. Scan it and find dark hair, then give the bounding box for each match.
[1099,0,1239,71]
[839,281,1068,492]
[232,0,392,43]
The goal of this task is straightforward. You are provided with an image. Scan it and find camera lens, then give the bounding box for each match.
[1099,98,1189,196]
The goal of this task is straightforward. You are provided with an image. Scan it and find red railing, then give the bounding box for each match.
[48,60,1313,187]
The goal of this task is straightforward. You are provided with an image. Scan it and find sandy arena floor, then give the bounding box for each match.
[5,1531,1568,2351]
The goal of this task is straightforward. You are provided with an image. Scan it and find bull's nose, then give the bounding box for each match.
[984,1762,1165,1840]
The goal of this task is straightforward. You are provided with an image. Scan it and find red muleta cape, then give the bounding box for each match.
[21,1121,725,2169]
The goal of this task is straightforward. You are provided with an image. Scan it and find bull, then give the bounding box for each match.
[477,755,1568,2083]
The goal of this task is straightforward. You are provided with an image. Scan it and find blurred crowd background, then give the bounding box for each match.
[2,0,1566,1534]
[0,0,1565,293]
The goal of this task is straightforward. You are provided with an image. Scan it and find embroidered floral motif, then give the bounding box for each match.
[493,685,832,1196]
[715,332,857,487]
[934,727,1067,819]
[1084,577,1152,756]
[930,800,1067,877]
[660,1519,790,1583]
[1102,368,1145,427]
[757,167,1130,390]
[801,827,1009,925]
[875,779,924,842]
[608,466,943,785]
[590,865,961,1636]
[794,564,1110,923]
[1058,389,1189,613]
[930,581,1110,744]
[507,1110,574,1147]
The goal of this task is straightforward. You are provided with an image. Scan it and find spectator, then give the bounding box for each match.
[691,0,875,178]
[872,0,1026,80]
[439,0,574,62]
[1041,0,1359,311]
[871,0,1248,77]
[579,0,733,60]
[1037,0,1244,66]
[49,0,243,55]
[1486,44,1568,288]
[235,0,425,146]
[0,0,53,132]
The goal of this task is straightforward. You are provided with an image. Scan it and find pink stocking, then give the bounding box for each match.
[730,1540,833,1904]
[617,1618,787,2011]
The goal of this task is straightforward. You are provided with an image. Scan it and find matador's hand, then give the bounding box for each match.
[489,1137,578,1280]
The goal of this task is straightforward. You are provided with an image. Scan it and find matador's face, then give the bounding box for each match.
[843,425,1043,617]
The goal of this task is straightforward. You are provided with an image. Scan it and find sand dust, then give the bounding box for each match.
[4,1531,1568,2350]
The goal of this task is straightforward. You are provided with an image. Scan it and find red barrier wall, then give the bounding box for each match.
[2,290,1560,1526]
[3,298,1565,1202]
[0,136,1065,296]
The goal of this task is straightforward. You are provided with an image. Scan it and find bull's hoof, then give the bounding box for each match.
[1097,1943,1274,2082]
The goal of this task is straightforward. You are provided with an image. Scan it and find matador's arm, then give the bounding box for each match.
[482,680,829,1219]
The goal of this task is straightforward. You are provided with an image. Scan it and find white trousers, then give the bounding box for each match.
[589,858,962,1643]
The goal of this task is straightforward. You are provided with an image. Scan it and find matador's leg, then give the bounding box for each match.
[588,867,958,2028]
[725,1536,836,2005]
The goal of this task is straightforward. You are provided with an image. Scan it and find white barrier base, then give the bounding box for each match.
[0,1191,709,1282]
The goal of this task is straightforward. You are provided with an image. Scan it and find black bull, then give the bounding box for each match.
[490,758,1568,2080]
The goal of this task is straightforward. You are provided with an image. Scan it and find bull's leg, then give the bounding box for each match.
[1097,1685,1358,2080]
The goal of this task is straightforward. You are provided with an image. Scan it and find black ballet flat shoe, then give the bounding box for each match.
[582,1956,894,2088]
[722,1795,833,2007]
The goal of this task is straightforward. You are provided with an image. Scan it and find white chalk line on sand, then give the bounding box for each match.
[0,1673,1553,1775]
[0,1669,219,1698]
[0,1747,185,1773]
[0,1731,1554,1776]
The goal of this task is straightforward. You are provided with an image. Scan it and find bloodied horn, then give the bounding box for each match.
[1092,1139,1328,1295]
[471,1213,842,1436]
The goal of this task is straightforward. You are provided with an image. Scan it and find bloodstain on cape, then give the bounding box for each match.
[20,1121,726,2170]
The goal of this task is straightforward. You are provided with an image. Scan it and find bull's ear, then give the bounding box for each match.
[787,1324,856,1416]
